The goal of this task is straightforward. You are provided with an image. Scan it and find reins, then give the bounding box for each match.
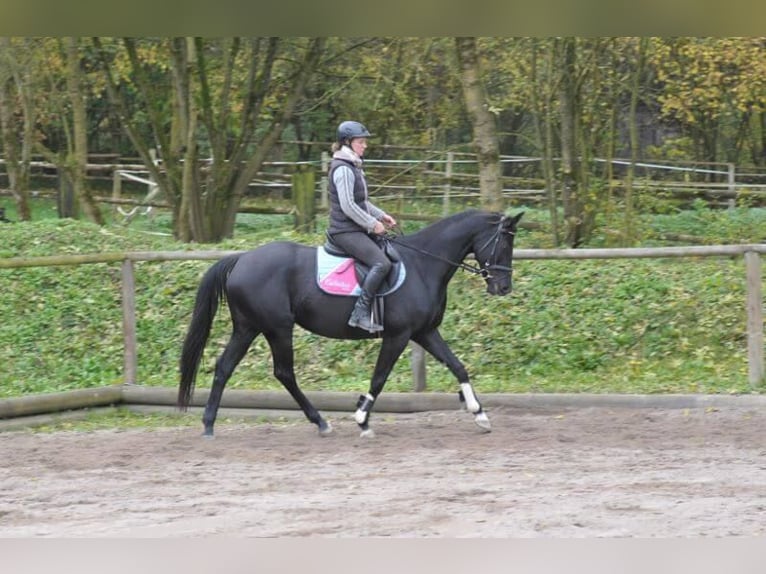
[385,233,488,276]
[384,220,513,278]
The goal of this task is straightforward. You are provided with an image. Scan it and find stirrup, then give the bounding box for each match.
[348,305,383,333]
[348,314,383,333]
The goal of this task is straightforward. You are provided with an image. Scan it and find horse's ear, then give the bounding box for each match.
[505,211,524,229]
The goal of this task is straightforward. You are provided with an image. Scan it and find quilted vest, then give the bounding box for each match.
[328,158,370,234]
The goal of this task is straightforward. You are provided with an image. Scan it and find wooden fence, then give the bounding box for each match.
[1,244,764,389]
[4,152,766,218]
[158,153,766,210]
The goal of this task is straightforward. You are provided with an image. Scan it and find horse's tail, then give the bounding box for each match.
[178,254,241,411]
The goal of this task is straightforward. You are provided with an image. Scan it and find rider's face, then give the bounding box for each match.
[350,137,368,157]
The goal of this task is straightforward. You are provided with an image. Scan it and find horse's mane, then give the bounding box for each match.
[403,209,491,245]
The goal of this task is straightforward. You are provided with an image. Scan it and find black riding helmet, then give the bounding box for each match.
[337,121,372,145]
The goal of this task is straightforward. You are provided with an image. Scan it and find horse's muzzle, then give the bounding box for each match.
[487,280,511,296]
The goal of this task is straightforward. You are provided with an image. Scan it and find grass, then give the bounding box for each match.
[20,406,298,434]
[21,407,199,433]
[1,195,764,401]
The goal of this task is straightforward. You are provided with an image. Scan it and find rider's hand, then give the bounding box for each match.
[372,221,386,235]
[382,214,397,228]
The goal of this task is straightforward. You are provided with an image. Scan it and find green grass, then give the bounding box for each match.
[1,196,764,399]
[23,407,200,433]
[18,406,300,433]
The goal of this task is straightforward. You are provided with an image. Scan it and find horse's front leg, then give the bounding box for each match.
[355,333,411,438]
[413,329,491,432]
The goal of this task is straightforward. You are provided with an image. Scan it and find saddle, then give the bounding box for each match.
[316,234,406,297]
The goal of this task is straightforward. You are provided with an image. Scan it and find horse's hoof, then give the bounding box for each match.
[202,432,215,440]
[318,421,333,436]
[359,428,376,439]
[474,412,492,433]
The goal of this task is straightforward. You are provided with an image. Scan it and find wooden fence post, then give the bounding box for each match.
[727,163,736,209]
[745,251,764,387]
[291,165,316,233]
[112,169,122,218]
[320,151,329,209]
[121,258,137,385]
[443,151,454,217]
[411,342,426,391]
[148,148,158,197]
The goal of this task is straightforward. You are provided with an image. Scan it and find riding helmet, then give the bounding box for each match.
[337,121,372,145]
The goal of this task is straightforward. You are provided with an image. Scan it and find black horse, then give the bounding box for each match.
[178,209,523,438]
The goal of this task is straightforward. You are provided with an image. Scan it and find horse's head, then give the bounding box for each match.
[474,211,523,296]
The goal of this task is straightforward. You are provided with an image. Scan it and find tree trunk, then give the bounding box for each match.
[558,37,583,247]
[624,37,647,246]
[65,37,104,225]
[455,37,503,212]
[172,38,204,243]
[0,38,32,220]
[529,39,560,246]
[0,75,31,220]
[759,110,766,167]
[601,46,618,246]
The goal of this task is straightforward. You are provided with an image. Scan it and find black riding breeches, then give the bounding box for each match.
[329,231,392,273]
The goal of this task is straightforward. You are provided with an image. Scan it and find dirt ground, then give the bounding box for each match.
[1,404,765,537]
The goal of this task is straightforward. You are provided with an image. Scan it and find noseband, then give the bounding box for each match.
[387,218,514,279]
[474,220,514,279]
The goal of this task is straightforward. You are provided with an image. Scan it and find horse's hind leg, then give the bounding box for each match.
[264,329,332,436]
[413,329,491,432]
[202,325,258,437]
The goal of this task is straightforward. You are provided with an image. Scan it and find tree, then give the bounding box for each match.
[552,37,624,247]
[455,36,503,212]
[557,37,584,247]
[62,37,103,224]
[0,38,36,221]
[94,37,325,242]
[522,38,561,245]
[295,38,465,154]
[1,38,109,224]
[201,37,326,242]
[477,38,630,247]
[5,36,765,243]
[22,38,105,223]
[622,37,649,246]
[650,37,766,167]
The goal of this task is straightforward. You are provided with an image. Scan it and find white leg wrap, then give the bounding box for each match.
[460,383,481,414]
[354,393,375,425]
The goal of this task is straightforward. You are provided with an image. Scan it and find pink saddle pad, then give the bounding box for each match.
[318,256,361,296]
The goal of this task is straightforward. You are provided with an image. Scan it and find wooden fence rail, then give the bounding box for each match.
[5,153,766,216]
[1,244,764,388]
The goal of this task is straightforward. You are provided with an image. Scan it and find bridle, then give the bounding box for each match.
[385,218,515,279]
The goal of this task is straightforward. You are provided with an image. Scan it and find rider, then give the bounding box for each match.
[327,120,397,333]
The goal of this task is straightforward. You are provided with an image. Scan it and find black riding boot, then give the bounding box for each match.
[348,263,389,333]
